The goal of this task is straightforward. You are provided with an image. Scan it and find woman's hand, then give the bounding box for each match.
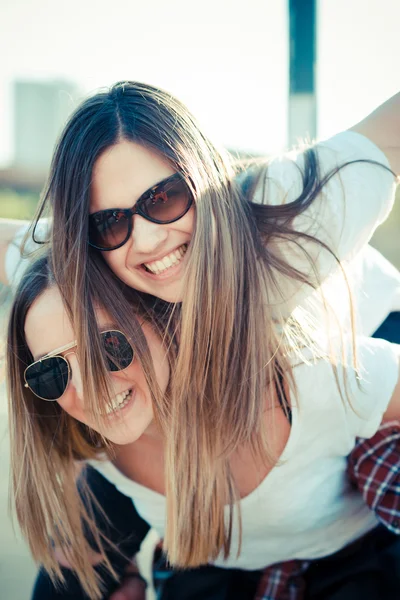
[109,562,148,600]
[0,218,30,285]
[53,547,148,600]
[108,577,147,600]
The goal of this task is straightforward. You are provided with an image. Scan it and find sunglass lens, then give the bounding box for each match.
[102,331,134,372]
[25,357,69,401]
[143,177,191,223]
[89,210,130,250]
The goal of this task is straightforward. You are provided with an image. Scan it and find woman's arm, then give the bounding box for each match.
[0,218,30,285]
[350,91,400,176]
[0,217,50,288]
[252,106,399,315]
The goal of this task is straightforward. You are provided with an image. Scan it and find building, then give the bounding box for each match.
[13,80,78,175]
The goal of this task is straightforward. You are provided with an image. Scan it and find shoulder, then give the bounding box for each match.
[292,336,399,440]
[249,131,395,207]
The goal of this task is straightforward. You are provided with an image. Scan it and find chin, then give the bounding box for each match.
[122,269,185,303]
[158,291,184,303]
[105,416,154,445]
[153,282,185,303]
[106,431,143,445]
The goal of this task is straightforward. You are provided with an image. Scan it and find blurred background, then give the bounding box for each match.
[1,0,400,597]
[1,0,400,261]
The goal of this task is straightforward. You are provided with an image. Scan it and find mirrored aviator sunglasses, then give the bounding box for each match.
[24,330,134,401]
[88,172,193,251]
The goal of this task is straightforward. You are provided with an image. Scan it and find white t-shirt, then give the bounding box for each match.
[92,335,399,569]
[6,131,400,567]
[255,131,398,322]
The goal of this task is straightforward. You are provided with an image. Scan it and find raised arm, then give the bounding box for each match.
[0,218,30,285]
[350,91,400,176]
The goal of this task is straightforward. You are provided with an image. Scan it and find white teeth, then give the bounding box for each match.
[104,389,132,415]
[144,244,187,275]
[162,256,173,268]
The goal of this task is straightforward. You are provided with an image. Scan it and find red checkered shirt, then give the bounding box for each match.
[254,420,400,600]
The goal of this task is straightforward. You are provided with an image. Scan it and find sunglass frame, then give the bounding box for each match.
[88,172,193,251]
[24,330,134,402]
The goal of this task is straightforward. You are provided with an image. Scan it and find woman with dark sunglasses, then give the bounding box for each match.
[2,82,400,600]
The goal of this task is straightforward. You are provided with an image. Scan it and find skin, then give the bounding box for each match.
[24,286,170,445]
[90,141,195,303]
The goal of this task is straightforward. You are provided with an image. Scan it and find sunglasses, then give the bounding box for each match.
[88,173,193,251]
[24,330,134,401]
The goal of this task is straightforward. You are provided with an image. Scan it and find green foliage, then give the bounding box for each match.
[0,189,39,220]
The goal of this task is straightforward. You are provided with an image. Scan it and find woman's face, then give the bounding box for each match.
[90,141,195,303]
[24,286,170,445]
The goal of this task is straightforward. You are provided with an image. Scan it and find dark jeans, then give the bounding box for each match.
[32,467,150,599]
[32,313,400,599]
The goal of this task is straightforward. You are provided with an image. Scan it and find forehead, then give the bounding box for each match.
[90,140,175,211]
[24,287,112,360]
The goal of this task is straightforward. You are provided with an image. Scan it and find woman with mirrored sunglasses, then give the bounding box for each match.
[8,254,269,600]
[8,256,400,600]
[6,254,170,599]
[8,254,400,600]
[3,81,400,600]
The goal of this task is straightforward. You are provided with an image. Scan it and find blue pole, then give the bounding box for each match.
[288,0,317,146]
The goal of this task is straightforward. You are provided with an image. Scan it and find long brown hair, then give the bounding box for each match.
[29,81,392,568]
[6,253,171,599]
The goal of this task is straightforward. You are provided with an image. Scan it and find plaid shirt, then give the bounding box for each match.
[254,420,400,600]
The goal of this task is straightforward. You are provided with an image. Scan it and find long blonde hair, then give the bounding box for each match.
[29,81,386,570]
[6,254,171,599]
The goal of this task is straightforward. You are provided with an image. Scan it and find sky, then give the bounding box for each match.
[0,0,399,167]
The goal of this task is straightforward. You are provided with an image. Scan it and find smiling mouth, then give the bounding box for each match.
[142,244,188,275]
[104,388,133,416]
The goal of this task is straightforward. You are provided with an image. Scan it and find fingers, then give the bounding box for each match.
[109,575,147,600]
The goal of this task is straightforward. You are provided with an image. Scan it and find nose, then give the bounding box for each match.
[67,353,84,398]
[131,214,168,255]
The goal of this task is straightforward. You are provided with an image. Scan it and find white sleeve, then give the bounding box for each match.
[5,219,50,290]
[339,336,399,439]
[349,245,400,335]
[254,131,397,313]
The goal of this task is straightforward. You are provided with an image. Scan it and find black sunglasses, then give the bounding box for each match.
[88,173,193,251]
[24,330,134,401]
